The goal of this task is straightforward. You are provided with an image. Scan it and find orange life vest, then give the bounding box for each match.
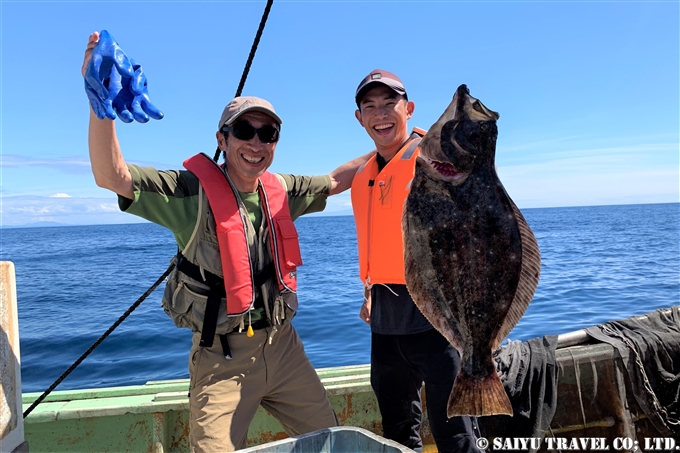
[351,128,425,285]
[183,153,301,316]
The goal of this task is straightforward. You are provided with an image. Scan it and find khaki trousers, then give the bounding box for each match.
[188,322,337,452]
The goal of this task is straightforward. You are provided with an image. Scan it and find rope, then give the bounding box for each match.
[600,323,680,430]
[235,0,274,99]
[24,0,275,419]
[213,0,274,162]
[23,264,174,418]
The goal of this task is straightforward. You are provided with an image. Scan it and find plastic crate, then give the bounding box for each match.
[239,426,416,452]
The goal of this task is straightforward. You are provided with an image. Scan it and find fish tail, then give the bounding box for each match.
[447,370,512,417]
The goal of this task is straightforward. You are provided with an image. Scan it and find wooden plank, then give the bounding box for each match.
[1,261,25,452]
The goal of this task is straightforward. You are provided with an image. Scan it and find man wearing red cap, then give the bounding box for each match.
[82,32,373,452]
[351,70,480,453]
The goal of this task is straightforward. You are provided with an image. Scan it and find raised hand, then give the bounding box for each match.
[84,30,135,103]
[82,30,163,122]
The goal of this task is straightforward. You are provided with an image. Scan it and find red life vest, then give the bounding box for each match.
[350,129,425,285]
[183,153,302,316]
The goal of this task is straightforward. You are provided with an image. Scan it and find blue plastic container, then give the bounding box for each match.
[239,426,416,453]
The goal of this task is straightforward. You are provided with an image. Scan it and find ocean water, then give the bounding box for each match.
[1,203,678,394]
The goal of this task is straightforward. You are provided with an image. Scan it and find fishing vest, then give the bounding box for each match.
[351,128,425,285]
[161,153,302,349]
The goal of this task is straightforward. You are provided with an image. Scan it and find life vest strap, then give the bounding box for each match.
[199,292,222,348]
[176,252,274,353]
[219,334,232,360]
[177,252,274,290]
[401,134,422,160]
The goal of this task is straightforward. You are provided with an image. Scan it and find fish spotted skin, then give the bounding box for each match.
[403,84,540,417]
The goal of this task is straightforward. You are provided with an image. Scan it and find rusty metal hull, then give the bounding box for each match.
[22,364,401,453]
[23,339,669,452]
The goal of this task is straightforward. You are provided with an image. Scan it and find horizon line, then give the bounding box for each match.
[2,201,678,230]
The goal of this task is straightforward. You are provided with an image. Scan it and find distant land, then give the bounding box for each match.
[1,220,151,229]
[2,221,71,229]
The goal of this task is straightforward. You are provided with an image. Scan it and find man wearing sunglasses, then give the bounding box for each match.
[350,69,480,453]
[82,32,373,452]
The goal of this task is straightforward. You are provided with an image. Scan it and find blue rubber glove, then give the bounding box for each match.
[111,60,164,123]
[84,30,163,122]
[84,30,134,117]
[84,75,116,120]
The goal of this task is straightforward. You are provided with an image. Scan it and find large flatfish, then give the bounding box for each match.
[403,84,540,417]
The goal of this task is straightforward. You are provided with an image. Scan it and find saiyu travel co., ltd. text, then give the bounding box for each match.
[475,436,678,451]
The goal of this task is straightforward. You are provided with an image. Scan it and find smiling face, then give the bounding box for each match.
[216,111,279,192]
[355,85,415,161]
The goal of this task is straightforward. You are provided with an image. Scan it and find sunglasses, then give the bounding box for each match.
[222,121,280,144]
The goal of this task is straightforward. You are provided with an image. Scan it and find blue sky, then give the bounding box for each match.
[1,1,678,226]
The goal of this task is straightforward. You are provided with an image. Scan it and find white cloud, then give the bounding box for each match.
[1,155,92,175]
[86,203,120,213]
[12,205,69,215]
[1,195,147,227]
[493,139,679,208]
[50,193,72,198]
[500,161,679,209]
[1,154,175,175]
[499,142,678,166]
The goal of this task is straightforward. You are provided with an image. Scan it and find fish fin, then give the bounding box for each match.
[492,199,541,350]
[448,370,513,417]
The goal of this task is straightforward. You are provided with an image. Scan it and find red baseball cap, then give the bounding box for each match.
[355,69,408,106]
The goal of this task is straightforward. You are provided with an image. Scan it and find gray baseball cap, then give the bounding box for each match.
[218,96,282,130]
[355,69,407,106]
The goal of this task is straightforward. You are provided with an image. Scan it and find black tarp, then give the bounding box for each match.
[585,306,680,438]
